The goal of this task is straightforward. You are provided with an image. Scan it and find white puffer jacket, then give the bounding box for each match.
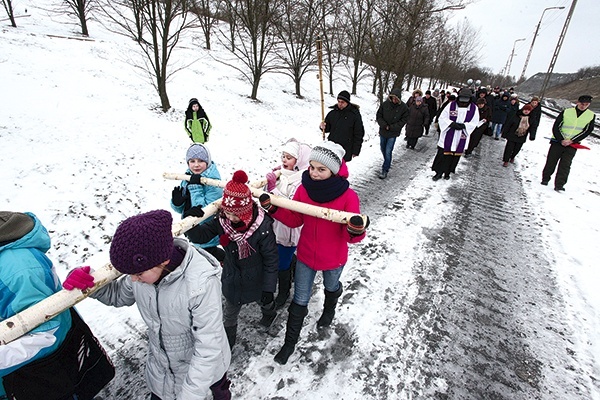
[92,238,231,399]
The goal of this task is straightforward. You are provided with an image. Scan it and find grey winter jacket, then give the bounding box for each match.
[92,238,231,400]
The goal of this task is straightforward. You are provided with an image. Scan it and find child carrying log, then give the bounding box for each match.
[171,143,225,262]
[263,139,312,312]
[63,210,232,400]
[183,171,279,349]
[259,141,368,365]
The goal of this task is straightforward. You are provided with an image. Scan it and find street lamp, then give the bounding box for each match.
[505,38,526,78]
[519,6,565,81]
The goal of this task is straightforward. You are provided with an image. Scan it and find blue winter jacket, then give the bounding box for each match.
[0,213,71,397]
[171,162,223,249]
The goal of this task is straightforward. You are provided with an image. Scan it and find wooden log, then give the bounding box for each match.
[0,202,220,345]
[163,172,369,225]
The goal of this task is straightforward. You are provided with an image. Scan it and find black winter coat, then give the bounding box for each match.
[324,103,365,161]
[501,110,531,143]
[424,95,437,123]
[186,205,278,305]
[405,103,429,138]
[527,104,542,140]
[376,89,409,139]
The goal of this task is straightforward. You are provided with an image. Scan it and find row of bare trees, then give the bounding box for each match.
[3,0,487,111]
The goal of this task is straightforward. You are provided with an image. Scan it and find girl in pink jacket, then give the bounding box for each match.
[259,140,367,365]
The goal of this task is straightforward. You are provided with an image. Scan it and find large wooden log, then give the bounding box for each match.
[163,172,369,225]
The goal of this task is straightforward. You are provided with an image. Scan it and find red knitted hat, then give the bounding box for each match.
[221,170,254,226]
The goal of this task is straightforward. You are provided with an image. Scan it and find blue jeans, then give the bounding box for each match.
[492,123,503,138]
[292,260,344,306]
[379,136,397,172]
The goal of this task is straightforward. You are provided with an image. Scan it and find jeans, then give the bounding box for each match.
[491,122,503,138]
[379,136,397,172]
[292,260,344,306]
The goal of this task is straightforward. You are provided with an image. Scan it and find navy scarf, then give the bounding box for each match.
[301,170,349,203]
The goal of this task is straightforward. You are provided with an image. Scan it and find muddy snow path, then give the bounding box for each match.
[96,135,595,399]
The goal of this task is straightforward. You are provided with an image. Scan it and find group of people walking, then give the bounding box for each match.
[374,85,595,191]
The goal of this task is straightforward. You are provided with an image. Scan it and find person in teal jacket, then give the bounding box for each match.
[185,98,212,143]
[0,212,72,399]
[171,144,225,261]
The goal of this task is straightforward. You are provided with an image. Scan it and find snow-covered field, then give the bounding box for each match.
[1,5,599,399]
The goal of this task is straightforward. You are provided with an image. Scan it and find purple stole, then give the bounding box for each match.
[444,101,477,154]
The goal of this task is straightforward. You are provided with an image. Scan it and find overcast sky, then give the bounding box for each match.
[449,0,600,78]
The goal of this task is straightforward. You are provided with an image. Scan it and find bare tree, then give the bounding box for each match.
[320,2,343,95]
[61,0,95,36]
[190,0,221,49]
[99,0,195,111]
[218,0,281,100]
[274,0,323,97]
[340,0,373,95]
[1,0,17,27]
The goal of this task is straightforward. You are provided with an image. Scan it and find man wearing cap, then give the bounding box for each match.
[319,90,365,162]
[541,95,596,191]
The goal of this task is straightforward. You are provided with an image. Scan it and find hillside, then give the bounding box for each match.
[518,73,600,112]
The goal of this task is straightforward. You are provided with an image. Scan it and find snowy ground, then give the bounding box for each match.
[1,6,599,400]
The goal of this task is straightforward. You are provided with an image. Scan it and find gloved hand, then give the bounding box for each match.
[261,291,274,306]
[63,266,95,290]
[171,186,187,207]
[259,193,277,213]
[266,172,277,192]
[347,215,369,236]
[183,205,204,218]
[188,174,203,185]
[450,122,466,130]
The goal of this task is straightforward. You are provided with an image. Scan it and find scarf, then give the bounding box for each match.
[220,206,265,259]
[444,101,477,154]
[516,115,530,136]
[301,170,350,203]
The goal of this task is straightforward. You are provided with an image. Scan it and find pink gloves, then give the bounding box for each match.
[266,172,277,192]
[63,266,95,290]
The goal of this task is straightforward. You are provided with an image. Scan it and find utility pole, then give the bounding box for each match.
[519,6,565,82]
[540,0,578,101]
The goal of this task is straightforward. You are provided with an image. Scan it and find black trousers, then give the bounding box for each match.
[502,141,524,162]
[465,125,486,154]
[542,142,577,188]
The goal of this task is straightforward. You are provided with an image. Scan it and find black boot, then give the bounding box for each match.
[274,302,308,365]
[224,325,237,350]
[432,172,443,181]
[259,302,277,328]
[275,269,292,309]
[317,285,343,328]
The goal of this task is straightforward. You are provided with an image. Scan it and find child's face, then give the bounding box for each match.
[131,263,167,284]
[192,104,199,112]
[309,161,333,180]
[188,159,208,174]
[223,211,241,223]
[281,152,297,170]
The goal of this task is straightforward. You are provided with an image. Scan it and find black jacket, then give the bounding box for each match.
[501,110,532,143]
[186,205,278,305]
[324,103,365,161]
[376,89,409,139]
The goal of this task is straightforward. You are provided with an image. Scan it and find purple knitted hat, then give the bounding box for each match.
[109,210,174,275]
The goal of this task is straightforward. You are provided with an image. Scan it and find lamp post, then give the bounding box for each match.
[502,38,525,86]
[519,6,565,82]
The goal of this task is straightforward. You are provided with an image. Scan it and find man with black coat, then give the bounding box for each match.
[423,90,438,135]
[375,88,409,179]
[320,90,365,162]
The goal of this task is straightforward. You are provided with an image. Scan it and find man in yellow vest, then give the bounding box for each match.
[541,95,595,191]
